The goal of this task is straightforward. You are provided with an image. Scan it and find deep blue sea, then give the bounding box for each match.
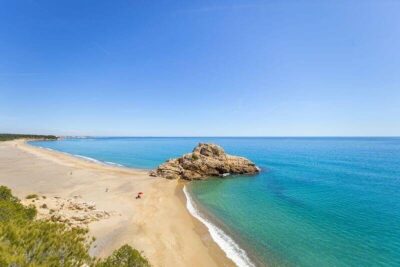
[31,137,400,267]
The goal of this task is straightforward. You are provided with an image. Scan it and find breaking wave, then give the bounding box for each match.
[183,186,255,267]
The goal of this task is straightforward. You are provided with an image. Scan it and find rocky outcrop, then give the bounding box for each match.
[150,143,260,180]
[23,195,112,228]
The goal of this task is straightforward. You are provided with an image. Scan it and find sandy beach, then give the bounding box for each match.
[0,140,235,267]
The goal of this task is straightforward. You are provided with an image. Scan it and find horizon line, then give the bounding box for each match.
[2,133,400,138]
[59,135,400,138]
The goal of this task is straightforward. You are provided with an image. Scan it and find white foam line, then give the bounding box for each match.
[73,154,103,164]
[33,144,125,168]
[105,161,124,167]
[74,154,125,168]
[183,186,255,267]
[36,145,54,152]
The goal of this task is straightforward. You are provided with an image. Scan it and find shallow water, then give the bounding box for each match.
[32,137,400,266]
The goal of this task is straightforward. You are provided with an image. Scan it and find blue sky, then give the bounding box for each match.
[1,0,399,136]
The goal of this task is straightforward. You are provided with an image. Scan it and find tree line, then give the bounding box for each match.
[0,134,58,141]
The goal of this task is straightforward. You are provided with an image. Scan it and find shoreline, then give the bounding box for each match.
[0,140,235,267]
[31,140,258,267]
[183,185,256,267]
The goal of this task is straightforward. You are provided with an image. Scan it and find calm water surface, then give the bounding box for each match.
[31,137,400,267]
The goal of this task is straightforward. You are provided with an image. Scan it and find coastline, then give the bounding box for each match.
[0,140,235,267]
[183,185,256,267]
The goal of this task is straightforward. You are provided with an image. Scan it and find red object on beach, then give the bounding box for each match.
[138,192,143,195]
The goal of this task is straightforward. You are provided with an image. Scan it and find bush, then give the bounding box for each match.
[0,186,19,202]
[0,220,92,266]
[26,194,39,200]
[0,185,150,266]
[96,244,150,267]
[0,187,36,222]
[0,200,36,222]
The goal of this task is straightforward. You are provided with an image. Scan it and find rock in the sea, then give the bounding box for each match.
[151,143,260,180]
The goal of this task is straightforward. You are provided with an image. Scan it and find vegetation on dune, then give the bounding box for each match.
[25,193,39,200]
[0,134,58,141]
[0,185,150,266]
[96,245,151,267]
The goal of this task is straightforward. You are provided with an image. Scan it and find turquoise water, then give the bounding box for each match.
[31,137,400,267]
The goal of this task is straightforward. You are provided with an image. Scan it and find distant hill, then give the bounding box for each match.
[0,134,58,141]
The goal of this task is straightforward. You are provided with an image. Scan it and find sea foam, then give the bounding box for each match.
[73,154,103,164]
[105,161,124,167]
[183,186,255,267]
[73,154,124,167]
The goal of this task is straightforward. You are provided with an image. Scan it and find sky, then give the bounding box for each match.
[0,0,399,136]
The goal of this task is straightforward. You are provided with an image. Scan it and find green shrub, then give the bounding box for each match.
[0,186,19,202]
[0,220,92,266]
[0,187,36,222]
[96,244,150,267]
[0,185,150,266]
[26,194,39,200]
[0,200,36,222]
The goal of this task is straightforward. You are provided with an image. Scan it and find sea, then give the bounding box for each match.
[30,137,400,267]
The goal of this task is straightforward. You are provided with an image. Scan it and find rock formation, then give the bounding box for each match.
[150,143,260,180]
[23,195,112,228]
